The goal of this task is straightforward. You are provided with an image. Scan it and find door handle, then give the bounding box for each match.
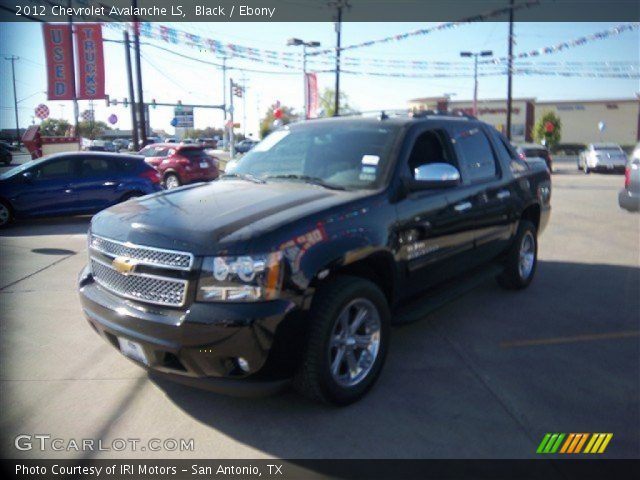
[103,181,116,186]
[454,201,472,212]
[497,190,511,200]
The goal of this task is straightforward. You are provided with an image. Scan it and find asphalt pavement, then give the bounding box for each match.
[0,157,638,460]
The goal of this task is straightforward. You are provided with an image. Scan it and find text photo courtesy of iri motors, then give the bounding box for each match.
[0,0,639,478]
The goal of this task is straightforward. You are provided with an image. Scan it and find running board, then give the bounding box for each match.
[392,263,504,325]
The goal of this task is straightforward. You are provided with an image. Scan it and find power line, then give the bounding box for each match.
[103,38,300,75]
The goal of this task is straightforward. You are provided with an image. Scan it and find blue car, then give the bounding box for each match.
[0,152,163,227]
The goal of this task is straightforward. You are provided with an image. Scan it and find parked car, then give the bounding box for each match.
[516,143,552,172]
[0,140,20,152]
[164,137,179,144]
[0,152,162,228]
[138,143,219,189]
[0,145,11,166]
[579,143,627,173]
[197,138,218,149]
[234,139,258,154]
[112,139,129,151]
[618,143,640,212]
[78,114,551,405]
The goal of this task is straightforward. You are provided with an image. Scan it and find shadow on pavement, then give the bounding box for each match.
[0,216,91,237]
[150,261,639,459]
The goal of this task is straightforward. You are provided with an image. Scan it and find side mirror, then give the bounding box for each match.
[22,171,34,182]
[407,162,461,190]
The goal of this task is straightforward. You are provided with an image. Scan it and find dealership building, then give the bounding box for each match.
[407,96,640,147]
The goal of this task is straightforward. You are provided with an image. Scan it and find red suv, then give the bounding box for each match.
[139,144,219,189]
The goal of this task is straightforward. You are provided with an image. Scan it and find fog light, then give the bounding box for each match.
[237,357,250,372]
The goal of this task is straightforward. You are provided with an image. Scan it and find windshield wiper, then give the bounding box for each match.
[263,174,345,190]
[219,172,266,184]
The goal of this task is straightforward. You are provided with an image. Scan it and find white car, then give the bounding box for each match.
[579,143,627,174]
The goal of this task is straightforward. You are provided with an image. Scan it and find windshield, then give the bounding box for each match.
[230,122,401,189]
[594,145,623,153]
[0,158,44,180]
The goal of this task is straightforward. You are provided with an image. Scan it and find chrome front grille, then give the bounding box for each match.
[90,234,193,270]
[90,258,188,307]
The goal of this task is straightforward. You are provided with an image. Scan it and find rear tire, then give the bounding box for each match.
[496,220,538,290]
[294,276,390,405]
[164,173,181,189]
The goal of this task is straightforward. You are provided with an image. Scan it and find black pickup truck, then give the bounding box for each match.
[78,113,551,405]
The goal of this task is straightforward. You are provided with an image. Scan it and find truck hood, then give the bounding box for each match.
[90,179,363,254]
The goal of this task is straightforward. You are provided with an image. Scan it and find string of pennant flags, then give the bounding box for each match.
[310,0,545,56]
[105,20,639,76]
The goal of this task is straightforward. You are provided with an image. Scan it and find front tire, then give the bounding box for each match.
[294,276,390,405]
[164,173,181,189]
[496,220,538,290]
[0,200,12,228]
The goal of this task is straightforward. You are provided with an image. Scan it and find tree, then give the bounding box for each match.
[39,118,71,137]
[78,120,110,140]
[532,111,562,150]
[318,88,358,117]
[259,104,298,138]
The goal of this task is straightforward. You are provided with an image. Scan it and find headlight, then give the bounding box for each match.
[196,252,283,302]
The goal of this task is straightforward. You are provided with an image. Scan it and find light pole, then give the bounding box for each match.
[4,55,21,145]
[287,38,321,119]
[460,50,493,117]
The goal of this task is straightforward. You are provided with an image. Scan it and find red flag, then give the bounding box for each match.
[75,24,106,100]
[42,24,75,101]
[305,73,318,119]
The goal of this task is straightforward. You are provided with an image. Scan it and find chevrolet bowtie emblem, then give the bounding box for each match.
[112,256,137,274]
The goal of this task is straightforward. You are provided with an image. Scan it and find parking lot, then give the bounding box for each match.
[0,155,638,459]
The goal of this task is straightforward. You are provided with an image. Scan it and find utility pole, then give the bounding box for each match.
[240,74,248,138]
[4,55,20,145]
[329,1,349,116]
[67,0,79,140]
[506,0,515,140]
[460,50,493,117]
[229,77,235,159]
[123,30,139,150]
[222,56,228,147]
[132,0,147,147]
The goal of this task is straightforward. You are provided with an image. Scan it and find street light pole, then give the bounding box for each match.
[287,38,320,119]
[4,55,20,145]
[460,50,493,117]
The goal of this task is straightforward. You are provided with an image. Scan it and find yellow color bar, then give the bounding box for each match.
[590,434,606,453]
[584,434,598,453]
[597,433,613,453]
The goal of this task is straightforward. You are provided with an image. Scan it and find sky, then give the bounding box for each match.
[0,20,638,138]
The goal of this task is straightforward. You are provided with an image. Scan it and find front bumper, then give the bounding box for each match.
[78,265,298,396]
[588,160,626,172]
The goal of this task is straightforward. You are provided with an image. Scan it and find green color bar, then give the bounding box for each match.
[550,433,566,453]
[537,433,552,453]
[544,434,559,453]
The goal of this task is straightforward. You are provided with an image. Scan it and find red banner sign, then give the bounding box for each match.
[75,24,105,100]
[305,73,318,119]
[42,24,75,101]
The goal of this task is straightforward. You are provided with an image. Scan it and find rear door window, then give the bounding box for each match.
[78,157,117,177]
[449,125,499,183]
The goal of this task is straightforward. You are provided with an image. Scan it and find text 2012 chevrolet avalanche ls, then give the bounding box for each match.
[78,113,551,405]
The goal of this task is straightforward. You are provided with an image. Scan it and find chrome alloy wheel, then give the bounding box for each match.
[518,231,536,280]
[328,298,381,387]
[0,203,9,226]
[165,175,180,189]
